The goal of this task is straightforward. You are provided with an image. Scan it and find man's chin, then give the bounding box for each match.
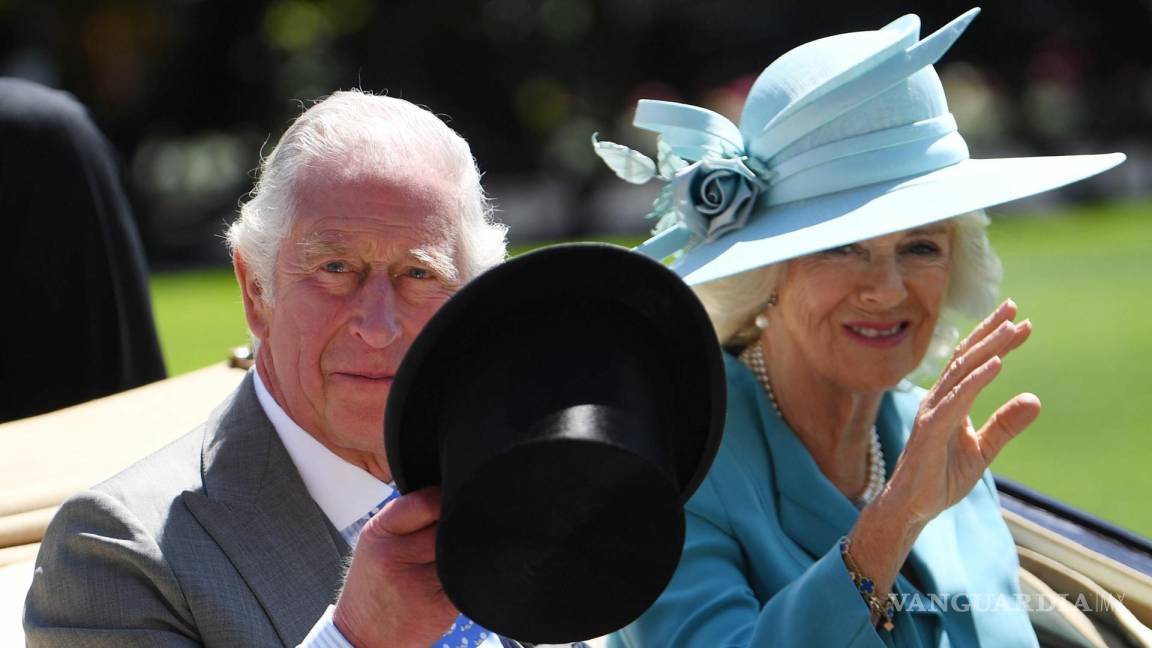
[322,389,388,434]
[323,411,387,450]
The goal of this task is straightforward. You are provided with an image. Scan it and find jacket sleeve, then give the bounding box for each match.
[23,489,202,647]
[612,476,888,648]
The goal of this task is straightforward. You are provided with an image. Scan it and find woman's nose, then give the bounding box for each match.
[858,255,908,307]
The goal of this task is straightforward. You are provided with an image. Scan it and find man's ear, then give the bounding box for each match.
[234,253,270,340]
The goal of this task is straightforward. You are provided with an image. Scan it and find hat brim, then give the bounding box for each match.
[673,152,1125,285]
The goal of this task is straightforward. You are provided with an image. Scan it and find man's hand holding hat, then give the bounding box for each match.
[335,488,458,648]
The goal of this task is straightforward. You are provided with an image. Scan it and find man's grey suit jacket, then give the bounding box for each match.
[24,372,354,646]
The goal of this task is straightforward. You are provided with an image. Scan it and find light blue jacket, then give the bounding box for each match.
[610,355,1037,647]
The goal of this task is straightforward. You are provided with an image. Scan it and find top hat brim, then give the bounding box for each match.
[671,152,1125,286]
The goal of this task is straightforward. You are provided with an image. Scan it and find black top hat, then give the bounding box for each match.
[384,243,726,644]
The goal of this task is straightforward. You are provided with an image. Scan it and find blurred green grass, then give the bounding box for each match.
[149,201,1152,536]
[149,267,249,374]
[970,201,1152,537]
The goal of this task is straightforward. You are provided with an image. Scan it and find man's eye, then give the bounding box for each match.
[323,261,349,273]
[404,267,431,280]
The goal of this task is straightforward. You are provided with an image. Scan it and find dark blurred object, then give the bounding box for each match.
[387,244,726,643]
[227,346,254,370]
[1,1,1147,256]
[0,77,166,422]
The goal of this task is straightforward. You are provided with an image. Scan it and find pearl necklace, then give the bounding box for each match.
[738,342,886,507]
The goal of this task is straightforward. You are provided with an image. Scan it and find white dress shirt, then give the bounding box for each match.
[253,369,394,531]
[252,370,501,648]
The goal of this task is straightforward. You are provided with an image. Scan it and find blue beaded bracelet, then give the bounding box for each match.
[840,537,896,631]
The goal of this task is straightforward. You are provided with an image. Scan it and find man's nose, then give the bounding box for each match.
[351,274,403,348]
[858,255,908,307]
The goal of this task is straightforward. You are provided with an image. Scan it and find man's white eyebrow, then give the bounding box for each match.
[298,236,460,282]
[411,247,460,283]
[298,236,352,261]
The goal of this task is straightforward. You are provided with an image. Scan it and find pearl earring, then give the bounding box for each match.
[753,292,778,330]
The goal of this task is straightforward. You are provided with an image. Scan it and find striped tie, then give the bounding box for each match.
[342,490,497,648]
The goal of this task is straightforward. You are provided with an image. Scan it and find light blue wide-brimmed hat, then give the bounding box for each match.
[594,8,1125,286]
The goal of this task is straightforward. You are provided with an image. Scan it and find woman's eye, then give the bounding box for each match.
[323,261,349,273]
[905,241,942,256]
[820,244,856,256]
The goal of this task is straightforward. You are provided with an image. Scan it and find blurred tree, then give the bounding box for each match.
[1,0,1148,256]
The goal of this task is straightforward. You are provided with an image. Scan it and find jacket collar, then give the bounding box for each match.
[182,371,349,646]
[736,364,967,622]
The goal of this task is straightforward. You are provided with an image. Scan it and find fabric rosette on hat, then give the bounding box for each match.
[594,7,1125,285]
[592,119,770,257]
[671,156,763,241]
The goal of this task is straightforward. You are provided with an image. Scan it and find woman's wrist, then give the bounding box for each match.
[848,486,930,595]
[868,480,932,547]
[881,461,943,527]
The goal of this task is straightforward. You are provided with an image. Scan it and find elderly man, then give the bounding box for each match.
[24,90,512,647]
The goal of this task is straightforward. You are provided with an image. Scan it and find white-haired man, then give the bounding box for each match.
[25,90,515,647]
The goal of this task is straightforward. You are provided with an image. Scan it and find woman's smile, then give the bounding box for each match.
[842,320,912,348]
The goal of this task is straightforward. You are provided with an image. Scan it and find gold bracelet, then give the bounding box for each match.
[840,537,896,631]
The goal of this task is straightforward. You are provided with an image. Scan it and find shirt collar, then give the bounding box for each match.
[252,368,394,532]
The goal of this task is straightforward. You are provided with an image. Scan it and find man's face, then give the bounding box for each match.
[241,166,461,476]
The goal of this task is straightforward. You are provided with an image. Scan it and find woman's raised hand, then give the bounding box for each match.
[886,299,1041,524]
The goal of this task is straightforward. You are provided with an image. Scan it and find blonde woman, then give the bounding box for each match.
[595,9,1123,646]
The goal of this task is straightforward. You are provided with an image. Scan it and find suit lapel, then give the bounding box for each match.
[758,383,857,562]
[183,372,349,646]
[767,387,948,631]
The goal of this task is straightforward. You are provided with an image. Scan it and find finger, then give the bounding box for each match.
[975,318,1033,363]
[931,321,1016,406]
[931,355,1004,430]
[954,299,1017,357]
[955,320,1028,386]
[978,393,1041,464]
[1000,318,1032,357]
[365,523,439,565]
[373,487,442,536]
[940,314,1033,397]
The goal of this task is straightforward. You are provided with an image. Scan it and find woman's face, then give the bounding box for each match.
[765,223,953,392]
